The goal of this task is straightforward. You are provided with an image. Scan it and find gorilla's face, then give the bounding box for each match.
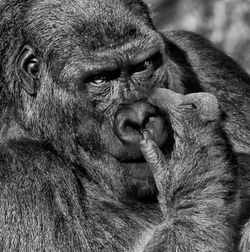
[70,21,170,165]
[16,0,172,200]
[75,36,169,153]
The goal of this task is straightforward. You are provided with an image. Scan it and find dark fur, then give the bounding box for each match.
[0,0,249,251]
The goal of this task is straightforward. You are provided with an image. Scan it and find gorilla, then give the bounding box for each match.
[0,0,249,251]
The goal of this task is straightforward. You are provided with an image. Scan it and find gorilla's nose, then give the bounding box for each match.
[114,101,162,144]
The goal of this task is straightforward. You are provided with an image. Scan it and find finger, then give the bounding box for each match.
[148,88,184,112]
[140,132,168,193]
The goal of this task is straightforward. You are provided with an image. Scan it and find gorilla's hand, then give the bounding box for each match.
[139,89,238,250]
[140,88,223,214]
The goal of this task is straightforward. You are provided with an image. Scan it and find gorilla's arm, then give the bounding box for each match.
[165,30,250,153]
[140,89,238,252]
[0,141,90,251]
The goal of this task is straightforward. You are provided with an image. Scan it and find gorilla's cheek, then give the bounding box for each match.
[75,117,103,154]
[75,114,130,158]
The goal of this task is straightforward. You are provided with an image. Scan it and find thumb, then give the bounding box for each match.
[140,131,168,194]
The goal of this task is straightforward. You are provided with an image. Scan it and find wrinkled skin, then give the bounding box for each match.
[0,0,249,251]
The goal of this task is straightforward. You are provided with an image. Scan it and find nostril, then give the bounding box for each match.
[123,118,144,138]
[114,108,142,143]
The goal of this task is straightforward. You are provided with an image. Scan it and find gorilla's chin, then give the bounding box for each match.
[122,161,158,203]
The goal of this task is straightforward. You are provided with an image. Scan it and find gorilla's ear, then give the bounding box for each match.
[16,45,39,96]
[183,93,220,121]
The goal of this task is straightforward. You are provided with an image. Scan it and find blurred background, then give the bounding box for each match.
[145,0,250,73]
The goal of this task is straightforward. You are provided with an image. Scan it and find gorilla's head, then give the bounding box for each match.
[0,0,173,201]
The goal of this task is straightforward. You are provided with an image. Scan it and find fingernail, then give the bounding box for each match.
[142,129,151,140]
[140,139,148,147]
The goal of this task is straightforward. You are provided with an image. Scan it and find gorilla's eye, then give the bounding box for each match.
[85,74,109,86]
[133,59,152,73]
[130,52,163,75]
[86,69,121,86]
[91,76,107,85]
[25,58,39,77]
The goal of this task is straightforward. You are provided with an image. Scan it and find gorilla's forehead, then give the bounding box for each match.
[25,0,151,51]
